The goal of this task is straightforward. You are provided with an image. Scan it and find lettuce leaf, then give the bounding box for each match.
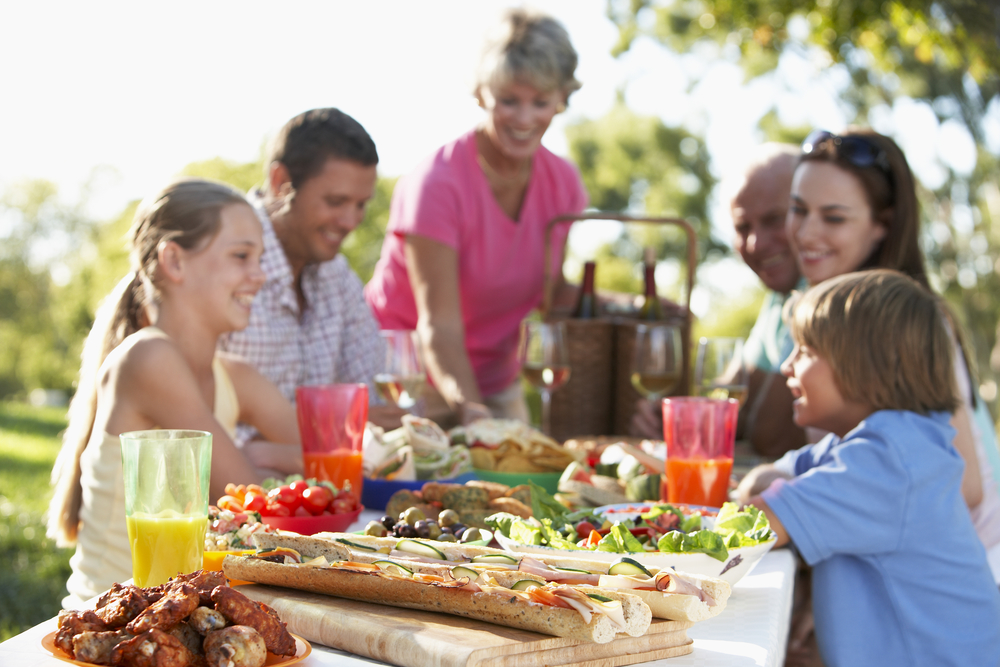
[713,502,774,545]
[657,529,729,562]
[595,523,645,553]
[510,521,543,545]
[540,519,582,550]
[529,481,570,523]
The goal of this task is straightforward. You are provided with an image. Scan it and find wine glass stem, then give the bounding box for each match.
[540,389,552,436]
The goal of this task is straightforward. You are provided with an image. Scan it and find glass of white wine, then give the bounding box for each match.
[631,324,683,401]
[519,321,571,436]
[374,330,427,413]
[694,337,749,406]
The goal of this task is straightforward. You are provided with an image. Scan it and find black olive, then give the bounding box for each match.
[381,515,396,531]
[414,519,431,538]
[454,527,466,540]
[398,524,418,538]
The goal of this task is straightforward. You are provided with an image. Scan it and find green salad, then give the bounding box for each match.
[486,482,774,562]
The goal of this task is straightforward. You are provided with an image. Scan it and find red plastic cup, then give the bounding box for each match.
[295,384,368,496]
[662,397,739,508]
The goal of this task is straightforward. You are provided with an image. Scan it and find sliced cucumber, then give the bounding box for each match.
[395,539,448,560]
[335,538,379,552]
[587,593,615,603]
[607,556,653,578]
[372,560,413,576]
[471,553,519,564]
[551,565,592,574]
[510,579,542,591]
[451,565,479,580]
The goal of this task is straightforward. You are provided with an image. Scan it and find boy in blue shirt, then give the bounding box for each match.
[744,270,1000,667]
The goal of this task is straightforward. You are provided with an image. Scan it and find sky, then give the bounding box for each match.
[3,1,996,314]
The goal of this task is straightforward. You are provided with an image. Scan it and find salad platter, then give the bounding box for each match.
[488,496,776,586]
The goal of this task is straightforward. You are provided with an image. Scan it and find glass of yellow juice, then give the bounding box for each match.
[121,430,212,588]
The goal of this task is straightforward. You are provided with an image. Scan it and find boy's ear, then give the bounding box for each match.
[156,240,185,283]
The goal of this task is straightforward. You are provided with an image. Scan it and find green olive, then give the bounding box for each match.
[426,521,443,540]
[437,533,458,543]
[461,527,483,543]
[400,507,426,525]
[364,521,389,537]
[438,509,459,527]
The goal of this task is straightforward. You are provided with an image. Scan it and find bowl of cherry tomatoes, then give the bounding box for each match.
[217,476,364,536]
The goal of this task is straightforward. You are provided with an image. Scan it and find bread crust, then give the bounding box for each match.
[222,556,648,644]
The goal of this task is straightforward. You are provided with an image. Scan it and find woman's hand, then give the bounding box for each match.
[630,399,663,439]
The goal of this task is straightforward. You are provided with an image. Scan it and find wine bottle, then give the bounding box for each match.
[637,247,663,320]
[573,261,597,319]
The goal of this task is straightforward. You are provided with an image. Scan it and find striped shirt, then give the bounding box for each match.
[218,192,383,445]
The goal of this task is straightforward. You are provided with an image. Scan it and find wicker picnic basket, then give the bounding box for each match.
[541,214,698,442]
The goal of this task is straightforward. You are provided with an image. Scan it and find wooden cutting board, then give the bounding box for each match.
[240,584,693,667]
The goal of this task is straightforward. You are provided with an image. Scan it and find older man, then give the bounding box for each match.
[219,108,400,459]
[633,144,805,456]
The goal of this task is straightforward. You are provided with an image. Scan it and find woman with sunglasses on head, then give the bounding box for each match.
[784,128,1000,581]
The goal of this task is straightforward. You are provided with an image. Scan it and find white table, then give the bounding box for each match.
[1,514,795,667]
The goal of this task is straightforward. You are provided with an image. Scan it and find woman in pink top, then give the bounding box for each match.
[365,9,587,425]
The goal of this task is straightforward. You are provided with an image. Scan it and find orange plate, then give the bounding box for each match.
[203,549,256,586]
[42,630,311,666]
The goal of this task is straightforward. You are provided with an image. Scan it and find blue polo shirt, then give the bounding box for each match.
[762,410,1000,667]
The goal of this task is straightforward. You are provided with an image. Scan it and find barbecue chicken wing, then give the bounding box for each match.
[204,626,267,667]
[95,584,150,628]
[111,628,201,667]
[188,607,227,635]
[127,583,200,634]
[210,587,295,656]
[72,629,132,665]
[55,609,108,654]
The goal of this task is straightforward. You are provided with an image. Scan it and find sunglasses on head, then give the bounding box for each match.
[801,130,892,176]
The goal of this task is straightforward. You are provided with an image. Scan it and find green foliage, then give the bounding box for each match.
[181,153,266,194]
[0,402,72,641]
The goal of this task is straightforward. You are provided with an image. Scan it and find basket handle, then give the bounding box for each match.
[541,213,698,321]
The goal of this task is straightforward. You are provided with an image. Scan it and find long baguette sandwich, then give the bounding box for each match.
[223,537,651,644]
[247,531,729,623]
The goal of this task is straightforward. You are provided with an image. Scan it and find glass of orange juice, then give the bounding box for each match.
[296,384,368,496]
[120,429,212,587]
[661,397,738,508]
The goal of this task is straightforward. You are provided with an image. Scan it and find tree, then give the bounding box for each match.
[564,102,724,301]
[606,0,1000,407]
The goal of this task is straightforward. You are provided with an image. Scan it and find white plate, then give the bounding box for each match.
[494,502,776,586]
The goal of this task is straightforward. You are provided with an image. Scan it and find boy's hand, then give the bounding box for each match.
[745,495,789,548]
[734,464,792,506]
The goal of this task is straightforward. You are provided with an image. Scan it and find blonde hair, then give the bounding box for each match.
[788,269,959,415]
[47,179,248,546]
[475,8,581,101]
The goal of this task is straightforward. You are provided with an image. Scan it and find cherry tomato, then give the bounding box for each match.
[293,506,311,517]
[301,486,334,516]
[289,479,310,495]
[331,497,356,515]
[268,485,301,511]
[242,491,267,513]
[575,521,597,540]
[217,495,244,513]
[260,502,291,517]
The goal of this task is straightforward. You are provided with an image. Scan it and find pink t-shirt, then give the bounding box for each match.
[365,129,588,397]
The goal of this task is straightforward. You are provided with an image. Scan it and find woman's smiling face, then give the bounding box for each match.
[786,161,888,286]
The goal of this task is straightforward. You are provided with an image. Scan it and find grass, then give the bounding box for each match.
[0,401,72,642]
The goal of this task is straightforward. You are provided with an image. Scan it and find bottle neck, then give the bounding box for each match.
[581,262,596,294]
[644,263,656,297]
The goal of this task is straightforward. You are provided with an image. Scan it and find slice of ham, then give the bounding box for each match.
[656,570,716,606]
[518,557,602,585]
[596,570,717,607]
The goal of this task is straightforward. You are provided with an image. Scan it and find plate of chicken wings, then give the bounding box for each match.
[43,569,311,667]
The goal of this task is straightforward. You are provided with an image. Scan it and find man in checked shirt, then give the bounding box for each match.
[219,108,402,464]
